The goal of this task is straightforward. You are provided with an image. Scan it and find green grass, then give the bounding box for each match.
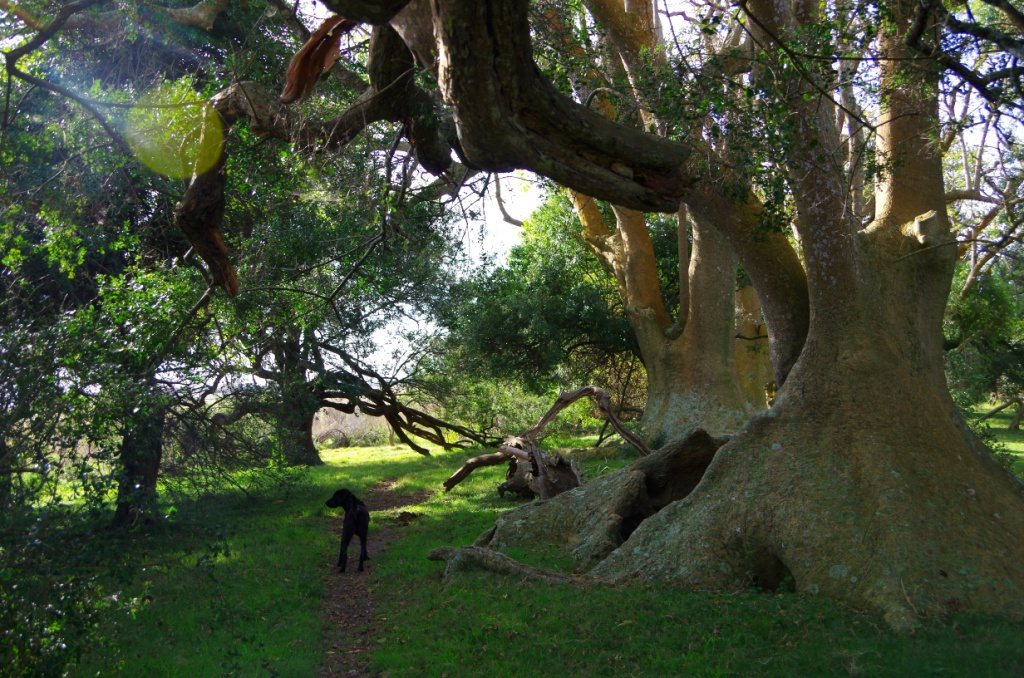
[977,403,1024,478]
[71,441,1024,677]
[72,444,456,677]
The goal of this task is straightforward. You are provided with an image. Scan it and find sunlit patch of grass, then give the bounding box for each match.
[73,443,460,676]
[976,403,1024,478]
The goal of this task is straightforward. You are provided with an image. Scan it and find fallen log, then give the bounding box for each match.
[442,386,646,499]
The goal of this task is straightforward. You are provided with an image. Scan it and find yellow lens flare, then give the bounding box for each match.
[126,83,223,179]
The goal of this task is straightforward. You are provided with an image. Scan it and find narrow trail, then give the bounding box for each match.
[320,480,432,677]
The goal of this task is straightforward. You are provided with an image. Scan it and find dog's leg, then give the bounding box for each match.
[338,520,354,573]
[357,507,370,571]
[357,531,368,571]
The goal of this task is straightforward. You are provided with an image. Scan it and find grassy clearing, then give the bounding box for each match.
[74,441,1024,677]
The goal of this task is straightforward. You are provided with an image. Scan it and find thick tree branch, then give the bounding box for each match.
[430,0,809,385]
[433,0,694,212]
[946,188,1000,204]
[319,0,411,24]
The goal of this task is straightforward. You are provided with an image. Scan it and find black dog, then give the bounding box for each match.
[324,489,370,572]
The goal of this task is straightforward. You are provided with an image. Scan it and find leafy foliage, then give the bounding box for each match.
[945,260,1024,408]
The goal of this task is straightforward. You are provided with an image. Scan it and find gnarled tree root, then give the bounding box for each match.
[427,546,575,584]
[479,430,724,569]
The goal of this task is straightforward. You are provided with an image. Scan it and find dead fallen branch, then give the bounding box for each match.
[980,398,1023,431]
[441,386,649,498]
[426,546,574,584]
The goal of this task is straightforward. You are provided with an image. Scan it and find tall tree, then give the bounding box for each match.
[534,1,764,440]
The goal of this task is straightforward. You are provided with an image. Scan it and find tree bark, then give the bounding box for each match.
[734,284,772,410]
[637,214,748,441]
[112,406,166,528]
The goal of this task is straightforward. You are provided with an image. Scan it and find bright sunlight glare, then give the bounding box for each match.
[126,81,224,179]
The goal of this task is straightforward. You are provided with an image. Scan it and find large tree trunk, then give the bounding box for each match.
[112,406,166,528]
[637,211,748,442]
[275,398,323,467]
[432,0,1024,626]
[274,333,323,467]
[594,0,1024,625]
[594,288,1024,626]
[573,197,748,443]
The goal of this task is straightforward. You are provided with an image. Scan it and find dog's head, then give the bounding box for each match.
[325,488,358,511]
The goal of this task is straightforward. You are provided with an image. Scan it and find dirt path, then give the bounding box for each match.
[320,481,431,677]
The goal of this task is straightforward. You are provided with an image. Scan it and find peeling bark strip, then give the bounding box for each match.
[161,0,231,31]
[442,386,650,497]
[281,16,359,103]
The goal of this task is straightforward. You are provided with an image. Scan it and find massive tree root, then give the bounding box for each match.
[434,430,724,571]
[432,366,1024,629]
[426,546,574,584]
